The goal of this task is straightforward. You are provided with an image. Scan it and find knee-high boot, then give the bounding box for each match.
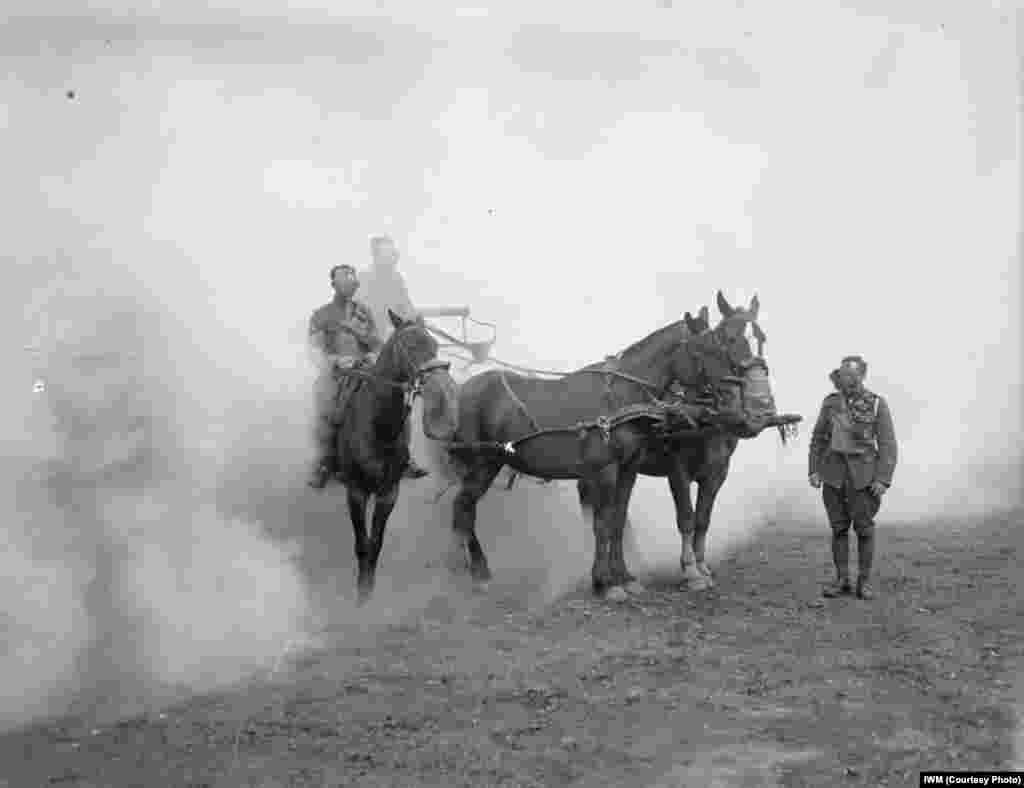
[823,528,852,597]
[856,528,875,599]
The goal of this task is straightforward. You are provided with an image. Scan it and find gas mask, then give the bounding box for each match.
[333,269,360,300]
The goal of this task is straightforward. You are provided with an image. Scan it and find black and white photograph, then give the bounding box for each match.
[2,1,1021,785]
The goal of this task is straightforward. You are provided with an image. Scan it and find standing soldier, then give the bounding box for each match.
[809,355,898,600]
[359,234,429,478]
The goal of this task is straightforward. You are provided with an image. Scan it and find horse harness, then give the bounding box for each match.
[330,325,451,432]
[449,328,755,468]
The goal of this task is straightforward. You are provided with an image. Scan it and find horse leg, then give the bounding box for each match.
[576,478,593,524]
[363,483,399,602]
[451,461,501,587]
[667,461,708,591]
[589,466,620,596]
[693,469,729,585]
[347,486,374,605]
[610,467,640,590]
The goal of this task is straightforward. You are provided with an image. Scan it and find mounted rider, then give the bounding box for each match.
[809,355,898,600]
[358,234,418,340]
[307,263,382,489]
[357,233,429,478]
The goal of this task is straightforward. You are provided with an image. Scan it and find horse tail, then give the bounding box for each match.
[420,369,471,500]
[423,431,462,490]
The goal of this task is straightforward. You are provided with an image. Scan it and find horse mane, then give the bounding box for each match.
[375,326,405,372]
[618,319,690,361]
[572,318,706,374]
[374,318,425,377]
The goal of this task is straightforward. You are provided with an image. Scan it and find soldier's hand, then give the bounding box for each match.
[869,481,888,497]
[808,472,822,489]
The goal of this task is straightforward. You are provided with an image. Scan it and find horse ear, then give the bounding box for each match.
[388,308,403,329]
[699,305,710,326]
[683,312,697,333]
[716,291,734,318]
[748,293,760,320]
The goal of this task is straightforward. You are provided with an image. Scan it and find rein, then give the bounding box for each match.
[332,326,452,433]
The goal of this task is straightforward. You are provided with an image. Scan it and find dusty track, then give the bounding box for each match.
[3,503,1020,787]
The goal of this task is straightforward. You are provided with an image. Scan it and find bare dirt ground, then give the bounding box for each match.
[3,495,1021,788]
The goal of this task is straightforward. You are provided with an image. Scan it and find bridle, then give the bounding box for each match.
[671,321,770,411]
[333,323,452,422]
[581,319,767,410]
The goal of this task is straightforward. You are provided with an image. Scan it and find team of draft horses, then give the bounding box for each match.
[307,237,897,606]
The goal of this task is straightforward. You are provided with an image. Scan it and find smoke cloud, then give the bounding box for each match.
[2,1,1019,733]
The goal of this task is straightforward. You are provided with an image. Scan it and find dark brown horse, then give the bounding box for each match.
[333,309,458,603]
[578,293,777,591]
[431,292,774,599]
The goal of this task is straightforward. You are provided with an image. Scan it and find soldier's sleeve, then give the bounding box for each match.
[308,309,326,353]
[873,396,898,487]
[808,396,832,477]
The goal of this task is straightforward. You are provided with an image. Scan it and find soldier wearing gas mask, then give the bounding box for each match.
[809,356,898,600]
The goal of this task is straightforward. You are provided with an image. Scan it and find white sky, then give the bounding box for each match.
[3,0,1021,504]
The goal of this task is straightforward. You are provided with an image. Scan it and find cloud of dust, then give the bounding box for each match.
[0,482,91,730]
[2,2,1020,730]
[4,253,320,732]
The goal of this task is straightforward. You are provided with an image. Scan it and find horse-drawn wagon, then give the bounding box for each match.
[416,305,498,373]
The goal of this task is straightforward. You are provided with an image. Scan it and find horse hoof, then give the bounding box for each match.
[624,581,646,596]
[605,586,630,603]
[683,576,710,592]
[697,563,713,578]
[472,581,490,595]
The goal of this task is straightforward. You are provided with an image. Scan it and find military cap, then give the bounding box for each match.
[839,355,868,375]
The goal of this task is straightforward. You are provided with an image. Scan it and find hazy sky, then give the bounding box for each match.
[3,0,1020,487]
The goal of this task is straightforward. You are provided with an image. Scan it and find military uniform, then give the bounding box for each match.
[358,263,417,341]
[809,377,898,598]
[308,297,381,485]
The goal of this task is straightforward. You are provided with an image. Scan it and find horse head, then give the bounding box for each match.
[671,292,778,438]
[715,290,767,357]
[381,309,441,381]
[382,309,461,441]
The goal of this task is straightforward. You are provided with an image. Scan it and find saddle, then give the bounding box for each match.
[329,355,372,424]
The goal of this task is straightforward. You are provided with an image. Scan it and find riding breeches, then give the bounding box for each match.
[822,476,880,536]
[313,371,347,459]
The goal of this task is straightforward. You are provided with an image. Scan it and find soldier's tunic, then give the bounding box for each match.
[809,387,898,536]
[308,297,382,464]
[358,263,416,342]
